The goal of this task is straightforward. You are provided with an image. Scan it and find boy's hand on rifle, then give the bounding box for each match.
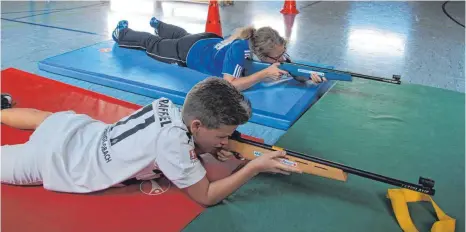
[215,149,234,162]
[248,150,303,175]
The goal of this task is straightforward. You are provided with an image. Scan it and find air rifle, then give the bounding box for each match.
[228,131,435,196]
[244,60,401,85]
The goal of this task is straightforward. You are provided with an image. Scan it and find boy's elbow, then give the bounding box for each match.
[195,196,222,207]
[184,177,222,207]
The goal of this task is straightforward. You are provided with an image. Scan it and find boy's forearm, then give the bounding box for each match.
[205,163,258,205]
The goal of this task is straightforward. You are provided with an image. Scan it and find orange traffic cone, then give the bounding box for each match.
[280,0,299,15]
[205,0,223,37]
[283,13,296,40]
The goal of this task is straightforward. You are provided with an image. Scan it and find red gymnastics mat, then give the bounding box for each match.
[0,68,205,232]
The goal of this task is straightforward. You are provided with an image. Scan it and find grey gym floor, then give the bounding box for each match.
[1,0,464,108]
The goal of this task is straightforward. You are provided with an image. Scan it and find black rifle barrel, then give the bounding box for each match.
[291,63,402,85]
[232,133,435,195]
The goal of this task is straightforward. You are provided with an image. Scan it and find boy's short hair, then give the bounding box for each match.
[182,77,252,129]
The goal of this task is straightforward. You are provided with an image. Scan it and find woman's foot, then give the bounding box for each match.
[112,20,129,42]
[149,17,159,35]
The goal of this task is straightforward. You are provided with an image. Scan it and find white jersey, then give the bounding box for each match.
[41,98,206,193]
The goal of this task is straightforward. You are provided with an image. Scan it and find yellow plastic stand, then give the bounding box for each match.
[387,189,456,232]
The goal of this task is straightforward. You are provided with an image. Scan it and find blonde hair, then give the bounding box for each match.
[224,26,286,60]
[222,26,256,44]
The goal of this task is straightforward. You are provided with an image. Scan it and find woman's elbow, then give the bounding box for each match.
[223,75,236,84]
[223,77,245,91]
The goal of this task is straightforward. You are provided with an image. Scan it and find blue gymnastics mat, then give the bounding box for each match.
[38,40,333,130]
